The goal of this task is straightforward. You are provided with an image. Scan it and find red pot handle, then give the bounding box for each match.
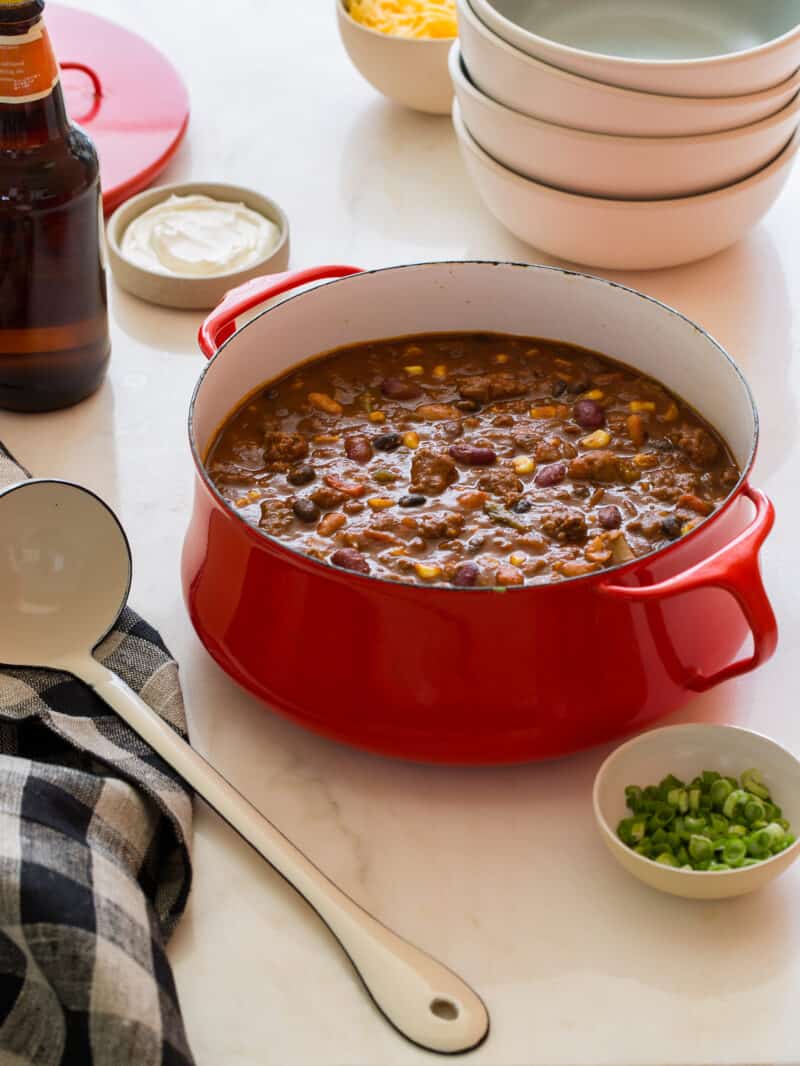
[600,484,777,692]
[60,62,103,125]
[198,265,363,359]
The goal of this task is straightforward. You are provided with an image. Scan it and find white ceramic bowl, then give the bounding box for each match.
[593,724,800,900]
[457,0,800,137]
[450,43,800,200]
[471,0,800,98]
[106,182,290,311]
[335,0,453,114]
[453,101,800,270]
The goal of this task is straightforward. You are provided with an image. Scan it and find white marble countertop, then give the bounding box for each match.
[3,2,800,1063]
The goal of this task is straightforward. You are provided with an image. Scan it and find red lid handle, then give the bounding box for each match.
[601,484,777,691]
[198,265,363,359]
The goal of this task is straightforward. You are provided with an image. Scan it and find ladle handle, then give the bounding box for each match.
[64,655,489,1055]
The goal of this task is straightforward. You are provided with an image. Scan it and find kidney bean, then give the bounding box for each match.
[448,444,497,466]
[331,548,371,575]
[373,432,402,452]
[381,377,423,400]
[452,562,479,587]
[573,399,605,429]
[345,434,373,463]
[661,515,682,540]
[511,498,533,514]
[534,461,567,487]
[287,464,315,486]
[399,494,427,507]
[598,505,622,530]
[292,498,319,523]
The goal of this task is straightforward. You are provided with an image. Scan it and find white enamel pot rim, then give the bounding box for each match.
[188,260,759,594]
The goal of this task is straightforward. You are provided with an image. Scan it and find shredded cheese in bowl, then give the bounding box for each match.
[347,0,457,38]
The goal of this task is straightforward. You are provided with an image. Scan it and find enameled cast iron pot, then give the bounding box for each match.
[183,262,777,765]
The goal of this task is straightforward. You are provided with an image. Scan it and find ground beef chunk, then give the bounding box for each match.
[263,431,308,467]
[310,485,348,509]
[477,467,524,500]
[535,436,577,463]
[458,372,526,404]
[512,428,543,452]
[410,449,458,495]
[258,499,294,536]
[539,508,588,544]
[402,511,465,541]
[670,425,720,465]
[647,469,699,503]
[569,450,622,483]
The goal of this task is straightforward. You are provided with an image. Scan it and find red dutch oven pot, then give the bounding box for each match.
[183,262,777,764]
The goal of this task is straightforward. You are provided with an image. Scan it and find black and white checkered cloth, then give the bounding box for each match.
[0,444,195,1065]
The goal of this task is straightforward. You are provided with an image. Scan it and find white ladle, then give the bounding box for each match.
[0,479,489,1055]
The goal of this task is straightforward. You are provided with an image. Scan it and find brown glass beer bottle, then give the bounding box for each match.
[0,0,109,411]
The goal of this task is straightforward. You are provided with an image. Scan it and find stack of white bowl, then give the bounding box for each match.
[452,0,800,269]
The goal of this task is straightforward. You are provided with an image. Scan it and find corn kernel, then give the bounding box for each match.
[512,455,535,475]
[234,497,249,508]
[629,401,656,413]
[404,365,424,376]
[509,553,526,567]
[582,389,605,401]
[247,489,261,501]
[531,405,556,419]
[403,431,420,449]
[494,353,510,364]
[555,404,572,418]
[389,547,406,556]
[369,410,386,423]
[404,344,424,357]
[309,392,342,415]
[582,429,612,449]
[368,497,395,510]
[633,453,659,469]
[524,347,540,357]
[432,364,447,379]
[662,401,679,422]
[682,520,698,536]
[415,562,442,581]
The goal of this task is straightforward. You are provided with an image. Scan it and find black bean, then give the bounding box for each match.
[374,432,402,452]
[551,379,567,397]
[449,444,497,466]
[287,464,315,486]
[567,379,591,395]
[456,399,480,413]
[534,461,567,488]
[511,498,533,514]
[598,505,622,530]
[381,377,423,400]
[452,562,479,588]
[331,548,371,575]
[573,399,605,429]
[661,515,682,540]
[399,494,427,508]
[293,498,320,523]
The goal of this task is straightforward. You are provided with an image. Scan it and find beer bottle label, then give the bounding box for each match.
[0,20,59,104]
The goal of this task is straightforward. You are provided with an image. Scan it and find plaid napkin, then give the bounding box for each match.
[0,444,195,1065]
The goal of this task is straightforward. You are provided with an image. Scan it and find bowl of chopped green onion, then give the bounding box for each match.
[593,724,800,899]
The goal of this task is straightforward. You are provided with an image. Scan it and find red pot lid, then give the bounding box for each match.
[47,4,190,214]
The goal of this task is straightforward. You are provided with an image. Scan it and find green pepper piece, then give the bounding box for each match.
[722,789,750,819]
[722,837,747,866]
[688,835,714,863]
[655,852,679,867]
[710,779,733,809]
[741,768,771,800]
[484,501,528,532]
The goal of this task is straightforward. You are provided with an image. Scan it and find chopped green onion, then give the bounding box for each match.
[722,789,750,819]
[741,768,770,800]
[688,788,701,812]
[625,785,644,812]
[689,835,714,863]
[710,779,734,809]
[722,837,747,866]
